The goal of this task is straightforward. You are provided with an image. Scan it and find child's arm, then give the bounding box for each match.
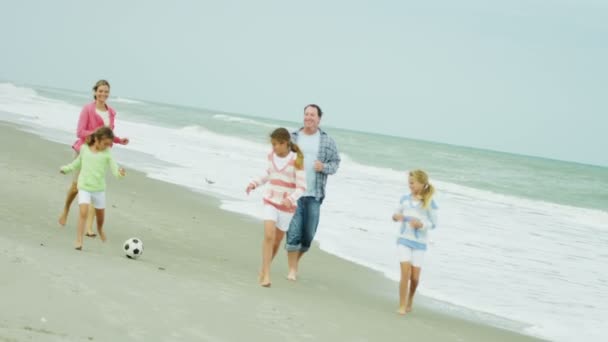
[418,200,439,231]
[248,167,270,190]
[393,195,409,222]
[287,168,307,205]
[392,196,407,221]
[60,155,82,174]
[108,154,125,178]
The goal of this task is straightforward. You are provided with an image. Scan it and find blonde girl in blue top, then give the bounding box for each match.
[392,169,438,314]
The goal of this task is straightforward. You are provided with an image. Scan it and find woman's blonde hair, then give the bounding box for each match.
[410,169,435,209]
[270,128,304,170]
[93,80,110,100]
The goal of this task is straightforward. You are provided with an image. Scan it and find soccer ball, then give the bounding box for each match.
[124,238,144,259]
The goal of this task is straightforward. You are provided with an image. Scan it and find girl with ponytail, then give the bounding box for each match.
[246,128,306,287]
[391,169,439,314]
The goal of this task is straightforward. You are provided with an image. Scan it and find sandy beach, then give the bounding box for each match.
[0,122,544,342]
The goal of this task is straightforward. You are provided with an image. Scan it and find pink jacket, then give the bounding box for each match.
[72,102,124,152]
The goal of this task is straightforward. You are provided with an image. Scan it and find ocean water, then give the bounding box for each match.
[1,82,607,341]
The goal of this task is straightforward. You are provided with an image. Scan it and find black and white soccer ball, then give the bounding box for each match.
[124,238,144,259]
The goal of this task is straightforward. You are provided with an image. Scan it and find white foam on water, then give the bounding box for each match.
[213,113,295,131]
[2,83,607,342]
[112,97,143,105]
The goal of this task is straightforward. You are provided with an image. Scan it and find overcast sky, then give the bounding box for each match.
[1,0,606,166]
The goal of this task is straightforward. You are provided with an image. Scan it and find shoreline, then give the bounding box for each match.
[0,121,544,341]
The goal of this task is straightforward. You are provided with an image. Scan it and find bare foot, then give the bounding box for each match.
[260,274,271,287]
[58,213,67,226]
[397,306,407,315]
[74,243,83,251]
[98,230,107,242]
[405,305,413,313]
[286,270,297,281]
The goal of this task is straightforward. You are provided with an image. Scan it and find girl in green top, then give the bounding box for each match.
[60,127,126,250]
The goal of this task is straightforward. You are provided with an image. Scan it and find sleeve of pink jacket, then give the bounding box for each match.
[112,128,123,144]
[112,135,123,144]
[76,106,97,140]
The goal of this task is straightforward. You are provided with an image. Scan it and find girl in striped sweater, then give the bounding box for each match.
[246,128,306,287]
[392,169,438,314]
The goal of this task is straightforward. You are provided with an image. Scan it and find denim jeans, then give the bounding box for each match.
[285,197,322,253]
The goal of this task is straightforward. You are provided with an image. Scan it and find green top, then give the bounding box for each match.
[61,144,123,192]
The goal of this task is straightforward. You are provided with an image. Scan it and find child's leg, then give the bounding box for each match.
[85,205,97,237]
[59,182,78,226]
[271,210,290,260]
[398,262,412,314]
[91,192,106,241]
[75,204,89,249]
[260,220,276,287]
[272,228,285,260]
[407,267,422,312]
[96,209,106,242]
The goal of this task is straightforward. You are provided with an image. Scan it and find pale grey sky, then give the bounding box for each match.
[1,0,606,166]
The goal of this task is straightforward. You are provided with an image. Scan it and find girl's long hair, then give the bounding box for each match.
[270,128,304,170]
[410,169,435,209]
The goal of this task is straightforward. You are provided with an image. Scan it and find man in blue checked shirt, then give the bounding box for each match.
[286,104,341,281]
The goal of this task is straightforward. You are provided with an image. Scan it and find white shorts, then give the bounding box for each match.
[263,204,294,232]
[397,245,425,267]
[78,190,106,209]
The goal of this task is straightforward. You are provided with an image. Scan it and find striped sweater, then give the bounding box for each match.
[395,194,439,251]
[250,151,307,213]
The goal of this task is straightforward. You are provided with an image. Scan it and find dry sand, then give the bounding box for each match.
[0,123,543,341]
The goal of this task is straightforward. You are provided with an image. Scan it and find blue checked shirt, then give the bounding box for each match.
[292,128,340,200]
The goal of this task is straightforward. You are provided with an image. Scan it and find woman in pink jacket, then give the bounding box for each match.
[58,80,129,235]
